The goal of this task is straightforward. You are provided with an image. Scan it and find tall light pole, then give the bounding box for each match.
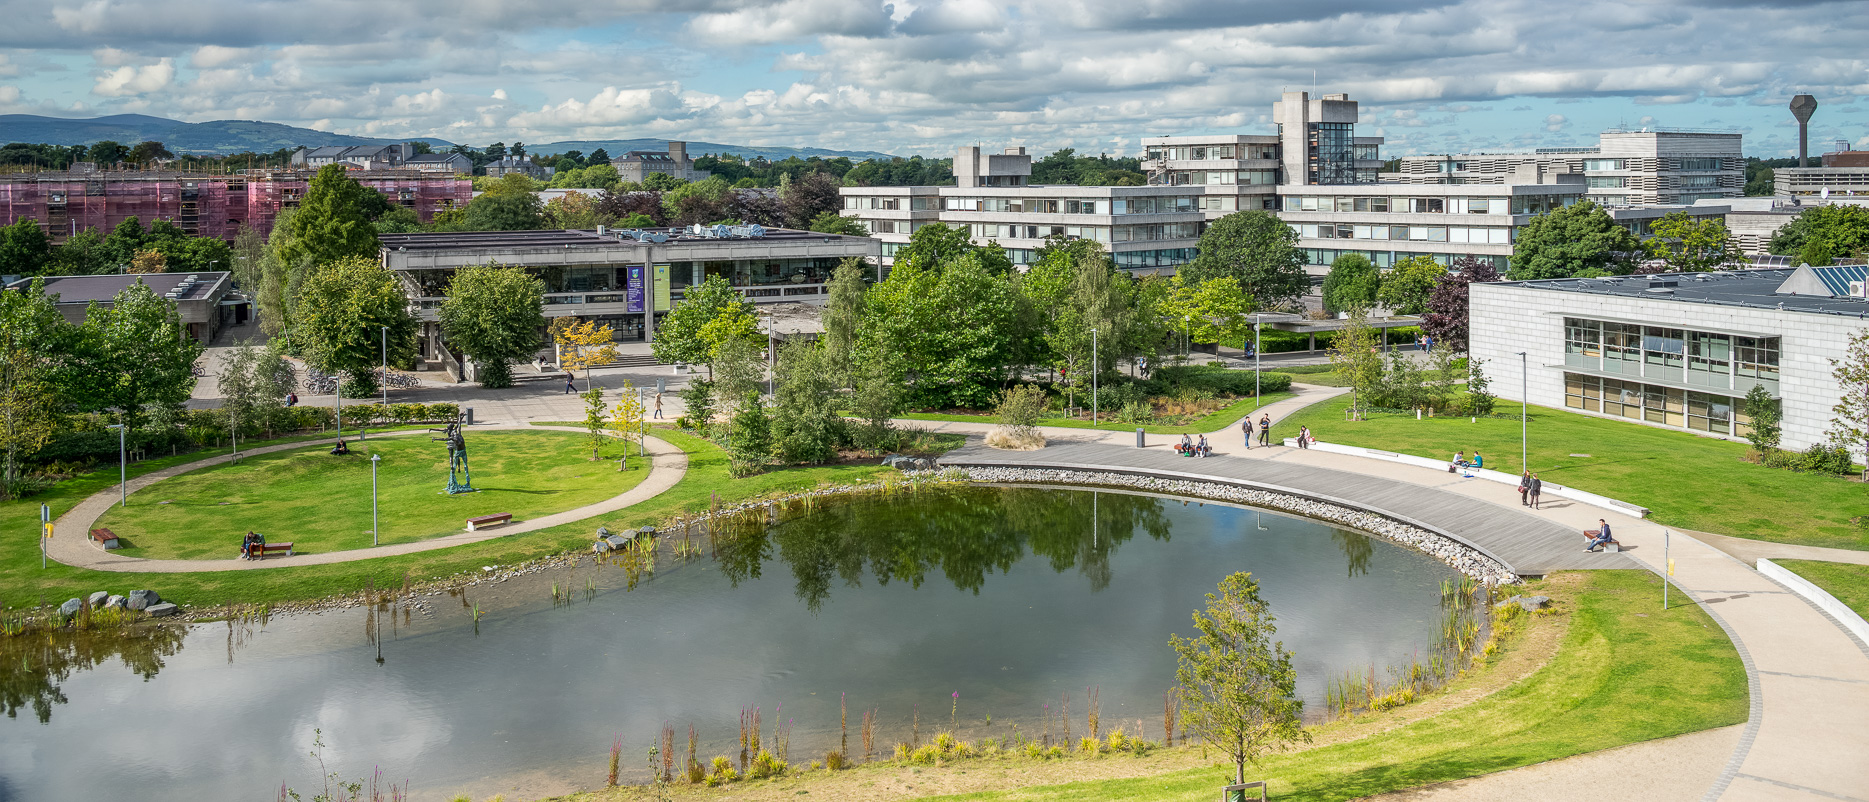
[106,424,126,508]
[380,325,389,407]
[370,454,381,547]
[1184,316,1191,359]
[1516,351,1528,472]
[1253,313,1263,409]
[1090,328,1099,425]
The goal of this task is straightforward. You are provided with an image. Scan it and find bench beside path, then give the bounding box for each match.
[46,426,686,573]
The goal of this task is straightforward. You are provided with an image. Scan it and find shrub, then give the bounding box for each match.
[748,749,786,779]
[1047,746,1066,759]
[1078,736,1101,755]
[933,732,956,754]
[1106,728,1129,751]
[909,745,939,765]
[953,740,977,758]
[1147,364,1291,397]
[893,742,912,762]
[824,751,846,771]
[706,756,737,786]
[1023,742,1044,759]
[1798,442,1856,475]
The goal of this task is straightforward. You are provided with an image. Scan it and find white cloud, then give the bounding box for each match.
[92,57,173,96]
[1544,113,1568,132]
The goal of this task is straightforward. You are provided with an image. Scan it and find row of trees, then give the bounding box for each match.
[1767,204,1869,268]
[0,140,176,171]
[440,172,857,234]
[0,216,236,278]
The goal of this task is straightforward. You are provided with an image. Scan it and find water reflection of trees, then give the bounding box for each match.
[718,487,1172,611]
[1333,530,1373,578]
[1,626,187,723]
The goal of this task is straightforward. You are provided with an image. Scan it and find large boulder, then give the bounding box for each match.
[87,591,110,608]
[1516,595,1552,612]
[104,595,126,610]
[592,539,613,555]
[126,589,160,611]
[57,598,83,618]
[144,603,179,618]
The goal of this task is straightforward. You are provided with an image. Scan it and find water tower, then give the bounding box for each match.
[1790,95,1818,167]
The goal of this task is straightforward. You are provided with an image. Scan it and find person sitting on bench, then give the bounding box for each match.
[1583,520,1619,552]
[241,530,265,559]
[1196,434,1211,457]
[1177,434,1194,455]
[330,439,350,455]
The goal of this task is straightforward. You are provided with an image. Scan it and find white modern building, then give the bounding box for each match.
[1388,130,1745,208]
[1469,265,1869,453]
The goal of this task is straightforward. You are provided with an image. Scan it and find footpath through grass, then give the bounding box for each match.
[1273,393,1869,551]
[921,570,1744,802]
[895,392,1295,436]
[1778,560,1869,620]
[95,430,643,559]
[7,427,900,610]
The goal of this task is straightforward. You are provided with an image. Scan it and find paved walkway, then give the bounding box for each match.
[50,425,686,573]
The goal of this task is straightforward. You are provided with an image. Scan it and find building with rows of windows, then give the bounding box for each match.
[1386,130,1745,208]
[1469,265,1869,454]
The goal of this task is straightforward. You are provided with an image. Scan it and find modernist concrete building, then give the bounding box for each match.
[379,227,877,367]
[611,142,711,184]
[6,271,237,344]
[1388,130,1745,208]
[1469,265,1869,454]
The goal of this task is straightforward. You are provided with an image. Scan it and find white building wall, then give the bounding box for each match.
[1470,281,1869,454]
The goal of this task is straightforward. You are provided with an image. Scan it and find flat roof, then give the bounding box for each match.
[379,227,871,253]
[1484,268,1869,318]
[9,272,230,304]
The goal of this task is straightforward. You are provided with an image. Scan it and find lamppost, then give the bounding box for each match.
[371,454,381,547]
[380,326,389,407]
[106,424,126,508]
[1090,328,1099,425]
[1253,313,1264,409]
[1516,351,1529,472]
[1184,316,1191,359]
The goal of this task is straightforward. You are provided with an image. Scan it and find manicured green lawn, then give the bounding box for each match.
[93,430,644,559]
[895,392,1296,435]
[923,570,1746,802]
[8,427,904,610]
[1273,393,1869,550]
[1778,560,1869,620]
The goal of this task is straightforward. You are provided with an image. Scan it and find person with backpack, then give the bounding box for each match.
[1257,414,1272,447]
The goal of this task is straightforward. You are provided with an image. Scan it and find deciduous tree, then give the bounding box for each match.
[293,255,419,398]
[0,219,50,277]
[861,252,1022,409]
[0,278,68,496]
[438,264,546,388]
[769,339,844,464]
[1321,253,1380,314]
[1768,204,1869,260]
[1375,255,1443,316]
[1507,200,1640,280]
[282,165,382,269]
[554,318,619,392]
[652,274,753,368]
[1327,304,1383,417]
[808,211,868,237]
[781,172,845,229]
[64,281,204,428]
[1644,212,1739,273]
[1181,210,1308,309]
[821,257,867,386]
[1825,328,1869,480]
[1421,256,1500,352]
[1161,276,1255,353]
[1170,571,1307,786]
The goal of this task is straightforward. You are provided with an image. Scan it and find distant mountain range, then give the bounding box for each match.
[0,114,896,162]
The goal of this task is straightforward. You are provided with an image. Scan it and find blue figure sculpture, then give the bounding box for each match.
[430,415,475,494]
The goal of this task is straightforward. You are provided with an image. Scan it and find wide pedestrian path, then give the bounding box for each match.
[938,389,1869,802]
[49,425,686,573]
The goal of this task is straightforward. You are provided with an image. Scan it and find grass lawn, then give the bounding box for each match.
[920,570,1744,802]
[1777,560,1869,620]
[1273,393,1869,551]
[895,392,1296,435]
[93,430,644,559]
[7,427,906,611]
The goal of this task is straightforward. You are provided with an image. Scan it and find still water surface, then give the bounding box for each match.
[1,486,1458,801]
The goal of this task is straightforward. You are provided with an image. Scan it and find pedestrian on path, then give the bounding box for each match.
[1241,416,1253,449]
[1528,473,1543,509]
[563,373,576,394]
[653,393,664,419]
[1518,470,1531,506]
[1257,414,1272,447]
[1298,425,1311,449]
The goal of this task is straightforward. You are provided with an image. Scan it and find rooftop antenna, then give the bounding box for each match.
[1790,95,1818,167]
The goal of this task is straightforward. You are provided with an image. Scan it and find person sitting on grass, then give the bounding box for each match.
[330,439,351,456]
[1471,451,1484,470]
[1583,519,1619,552]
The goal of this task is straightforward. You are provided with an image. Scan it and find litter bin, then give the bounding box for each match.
[464,407,474,425]
[1136,427,1146,448]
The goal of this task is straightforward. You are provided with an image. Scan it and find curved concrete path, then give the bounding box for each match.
[49,425,686,573]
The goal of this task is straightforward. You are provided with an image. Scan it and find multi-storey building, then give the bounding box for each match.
[1387,130,1745,207]
[290,143,423,170]
[0,170,472,242]
[611,141,711,184]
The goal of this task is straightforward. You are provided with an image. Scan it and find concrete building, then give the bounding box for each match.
[379,226,877,369]
[0,170,472,243]
[611,142,711,184]
[1387,130,1745,208]
[1469,266,1869,455]
[6,271,237,344]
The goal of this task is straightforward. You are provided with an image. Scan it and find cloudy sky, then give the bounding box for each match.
[1,0,1864,157]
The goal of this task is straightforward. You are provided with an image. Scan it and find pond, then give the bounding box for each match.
[2,485,1461,801]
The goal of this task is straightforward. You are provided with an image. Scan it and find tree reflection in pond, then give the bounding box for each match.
[1,625,187,723]
[717,486,1173,611]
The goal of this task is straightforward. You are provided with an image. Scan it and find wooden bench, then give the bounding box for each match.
[466,513,513,532]
[246,542,295,559]
[90,528,121,550]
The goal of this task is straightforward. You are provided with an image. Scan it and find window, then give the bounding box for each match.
[1686,332,1730,389]
[1353,197,1390,212]
[1465,198,1494,214]
[1586,176,1626,189]
[1239,170,1277,185]
[1583,159,1625,171]
[1310,122,1356,185]
[1643,327,1685,381]
[1565,318,1602,369]
[1603,323,1642,375]
[1680,176,1718,189]
[1734,336,1780,394]
[1437,161,1467,173]
[1354,144,1381,161]
[1678,158,1721,171]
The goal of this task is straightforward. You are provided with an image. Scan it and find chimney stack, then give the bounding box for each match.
[1790,95,1818,168]
[667,141,688,164]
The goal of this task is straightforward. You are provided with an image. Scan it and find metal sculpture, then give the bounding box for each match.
[430,414,475,494]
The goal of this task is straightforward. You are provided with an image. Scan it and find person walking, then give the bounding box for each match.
[1298,425,1312,449]
[1257,414,1272,447]
[563,373,576,394]
[1528,473,1543,509]
[1241,416,1253,449]
[653,392,664,419]
[1518,470,1531,506]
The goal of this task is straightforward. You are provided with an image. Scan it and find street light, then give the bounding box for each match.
[106,424,126,508]
[1253,313,1263,409]
[1090,328,1099,425]
[1516,351,1528,472]
[380,325,389,407]
[371,454,381,547]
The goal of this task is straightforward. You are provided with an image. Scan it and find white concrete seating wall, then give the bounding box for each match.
[1287,438,1650,518]
[1468,282,1866,453]
[1758,558,1869,647]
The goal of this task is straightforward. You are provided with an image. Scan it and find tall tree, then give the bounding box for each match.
[860,251,1022,409]
[892,222,1013,276]
[1767,204,1869,261]
[652,274,753,368]
[1421,256,1500,352]
[438,264,546,388]
[1320,253,1380,314]
[282,165,382,269]
[1644,212,1739,273]
[1375,255,1443,316]
[49,228,110,275]
[769,339,844,464]
[87,140,129,165]
[64,281,203,429]
[229,223,266,290]
[294,255,419,398]
[257,209,298,338]
[807,211,868,237]
[588,148,610,165]
[461,193,546,231]
[1826,328,1869,481]
[821,257,867,387]
[1181,210,1308,309]
[0,219,51,277]
[1328,304,1383,417]
[1170,572,1308,786]
[554,318,620,392]
[127,141,174,164]
[217,340,292,441]
[0,278,69,496]
[1161,276,1255,353]
[1507,200,1641,280]
[780,172,845,229]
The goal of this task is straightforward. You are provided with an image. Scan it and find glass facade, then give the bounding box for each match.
[1564,316,1779,396]
[1565,373,1748,437]
[1310,123,1357,185]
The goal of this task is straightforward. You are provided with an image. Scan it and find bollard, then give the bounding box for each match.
[1135,427,1146,448]
[465,407,475,425]
[656,377,666,393]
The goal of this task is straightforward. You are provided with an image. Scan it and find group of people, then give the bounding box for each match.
[1517,470,1545,509]
[1176,433,1213,457]
[1241,414,1278,448]
[1450,449,1485,473]
[238,530,267,559]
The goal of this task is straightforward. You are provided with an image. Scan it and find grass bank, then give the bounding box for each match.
[1777,560,1869,619]
[895,392,1296,436]
[6,427,905,611]
[549,570,1744,802]
[96,430,643,559]
[1272,393,1869,551]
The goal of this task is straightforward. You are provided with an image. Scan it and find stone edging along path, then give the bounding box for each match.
[48,425,687,573]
